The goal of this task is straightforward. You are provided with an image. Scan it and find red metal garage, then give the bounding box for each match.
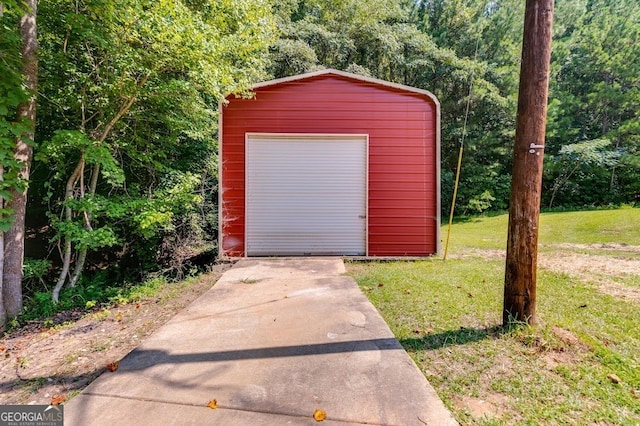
[219,69,440,257]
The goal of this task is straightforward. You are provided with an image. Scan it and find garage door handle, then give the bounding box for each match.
[359,215,366,219]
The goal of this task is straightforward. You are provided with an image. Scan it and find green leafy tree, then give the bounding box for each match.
[546,139,621,208]
[35,0,276,302]
[411,0,521,215]
[546,0,640,206]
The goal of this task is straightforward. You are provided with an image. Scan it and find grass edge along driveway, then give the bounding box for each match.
[347,207,640,425]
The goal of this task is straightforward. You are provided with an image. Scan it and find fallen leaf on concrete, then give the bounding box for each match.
[607,373,621,384]
[50,394,66,405]
[313,409,327,421]
[207,399,218,409]
[106,361,119,372]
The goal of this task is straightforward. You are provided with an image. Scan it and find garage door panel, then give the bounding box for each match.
[246,134,367,256]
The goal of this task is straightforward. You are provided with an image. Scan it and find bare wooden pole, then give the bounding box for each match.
[503,0,554,326]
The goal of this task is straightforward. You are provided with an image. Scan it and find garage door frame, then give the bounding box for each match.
[244,132,369,256]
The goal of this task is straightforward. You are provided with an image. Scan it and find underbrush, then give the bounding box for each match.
[11,264,212,332]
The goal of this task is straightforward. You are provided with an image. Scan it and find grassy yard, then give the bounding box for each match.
[347,207,640,425]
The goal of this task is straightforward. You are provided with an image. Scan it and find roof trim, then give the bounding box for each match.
[252,68,440,108]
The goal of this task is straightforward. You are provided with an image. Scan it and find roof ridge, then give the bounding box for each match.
[252,68,439,107]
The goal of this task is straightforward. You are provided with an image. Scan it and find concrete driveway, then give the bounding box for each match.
[64,258,457,425]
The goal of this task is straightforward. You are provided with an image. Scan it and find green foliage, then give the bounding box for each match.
[557,139,619,164]
[27,0,277,295]
[466,190,496,215]
[547,0,640,206]
[37,130,125,186]
[100,171,203,240]
[545,139,623,208]
[22,258,52,295]
[20,273,170,322]
[419,0,640,212]
[23,258,52,280]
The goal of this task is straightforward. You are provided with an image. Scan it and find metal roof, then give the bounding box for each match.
[252,68,440,108]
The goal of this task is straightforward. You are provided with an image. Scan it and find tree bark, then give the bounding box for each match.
[609,128,620,193]
[3,0,37,317]
[52,158,83,302]
[503,0,554,326]
[0,164,5,330]
[68,163,99,288]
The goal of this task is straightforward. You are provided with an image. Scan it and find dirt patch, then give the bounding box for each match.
[540,251,640,303]
[552,326,580,346]
[549,243,640,254]
[539,327,585,370]
[453,248,505,261]
[594,282,640,303]
[540,252,640,278]
[0,265,230,405]
[457,245,640,303]
[542,350,577,370]
[453,393,508,420]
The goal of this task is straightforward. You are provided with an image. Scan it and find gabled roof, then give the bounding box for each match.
[252,68,439,107]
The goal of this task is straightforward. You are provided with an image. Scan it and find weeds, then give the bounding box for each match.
[13,276,174,331]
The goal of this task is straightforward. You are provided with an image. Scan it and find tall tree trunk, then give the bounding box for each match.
[609,122,620,193]
[0,164,5,330]
[3,0,37,317]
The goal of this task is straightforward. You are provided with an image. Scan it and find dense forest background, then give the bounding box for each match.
[1,0,638,317]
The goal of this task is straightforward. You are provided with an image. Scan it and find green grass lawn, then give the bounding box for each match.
[347,207,640,425]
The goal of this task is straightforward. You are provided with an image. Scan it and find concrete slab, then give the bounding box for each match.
[64,258,457,426]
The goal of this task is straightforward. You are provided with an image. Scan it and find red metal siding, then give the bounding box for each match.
[221,73,438,256]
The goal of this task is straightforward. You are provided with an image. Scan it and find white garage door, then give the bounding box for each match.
[246,134,367,256]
